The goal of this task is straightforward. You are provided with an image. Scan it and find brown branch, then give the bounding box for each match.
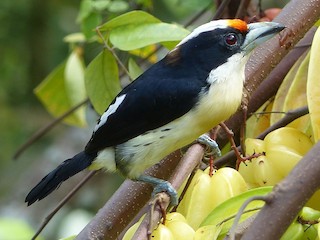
[241,141,320,239]
[235,0,251,19]
[130,144,204,240]
[213,0,232,19]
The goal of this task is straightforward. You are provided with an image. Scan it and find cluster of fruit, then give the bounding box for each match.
[124,165,320,239]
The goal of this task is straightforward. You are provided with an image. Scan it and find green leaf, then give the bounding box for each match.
[81,12,102,40]
[34,61,87,127]
[109,22,189,50]
[107,0,129,13]
[85,49,120,114]
[98,10,161,31]
[63,33,86,43]
[77,0,92,23]
[200,186,272,237]
[64,48,87,123]
[92,0,110,11]
[0,218,42,240]
[128,58,143,80]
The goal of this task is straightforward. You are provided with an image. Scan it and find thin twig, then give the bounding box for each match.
[95,28,132,79]
[235,0,251,19]
[13,98,89,160]
[215,105,309,167]
[256,105,308,140]
[213,0,232,19]
[31,171,98,240]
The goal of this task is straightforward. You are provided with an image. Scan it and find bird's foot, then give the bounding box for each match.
[137,175,178,206]
[197,134,221,161]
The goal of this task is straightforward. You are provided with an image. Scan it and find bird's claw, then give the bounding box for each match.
[197,134,221,161]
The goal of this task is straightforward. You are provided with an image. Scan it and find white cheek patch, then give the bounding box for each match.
[206,52,246,85]
[94,94,126,132]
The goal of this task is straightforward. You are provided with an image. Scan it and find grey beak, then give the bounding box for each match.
[242,21,285,53]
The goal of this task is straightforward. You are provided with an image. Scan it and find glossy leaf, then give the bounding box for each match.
[34,61,87,127]
[77,0,92,22]
[307,26,320,142]
[98,10,189,50]
[107,0,129,13]
[98,10,161,31]
[81,12,101,40]
[109,22,189,50]
[85,49,120,114]
[65,48,87,111]
[200,187,273,236]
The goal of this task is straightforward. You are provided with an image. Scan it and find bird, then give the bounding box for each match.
[25,19,284,206]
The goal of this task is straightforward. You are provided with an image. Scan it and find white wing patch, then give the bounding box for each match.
[94,94,126,132]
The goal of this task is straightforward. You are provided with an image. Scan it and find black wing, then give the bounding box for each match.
[85,58,208,153]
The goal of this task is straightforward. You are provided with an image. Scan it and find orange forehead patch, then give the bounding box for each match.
[227,19,248,32]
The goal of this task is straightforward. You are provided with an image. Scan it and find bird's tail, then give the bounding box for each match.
[25,151,97,206]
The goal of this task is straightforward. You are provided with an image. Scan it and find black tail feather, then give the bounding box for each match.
[25,151,96,206]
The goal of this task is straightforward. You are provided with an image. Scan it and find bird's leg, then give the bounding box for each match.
[197,134,221,176]
[197,134,222,161]
[137,175,178,206]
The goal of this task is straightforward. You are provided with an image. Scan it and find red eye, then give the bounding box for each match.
[225,33,237,46]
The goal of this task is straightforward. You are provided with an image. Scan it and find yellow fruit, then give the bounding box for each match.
[246,100,273,138]
[307,190,320,210]
[177,167,248,230]
[166,221,195,240]
[283,51,310,133]
[264,127,312,155]
[307,26,320,142]
[239,127,313,186]
[122,221,141,240]
[177,169,213,229]
[166,212,187,223]
[281,220,304,240]
[271,51,308,125]
[150,224,174,240]
[265,127,313,178]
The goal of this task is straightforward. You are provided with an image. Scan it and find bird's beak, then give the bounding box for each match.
[242,21,285,53]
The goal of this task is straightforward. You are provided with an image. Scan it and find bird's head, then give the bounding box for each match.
[166,19,285,73]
